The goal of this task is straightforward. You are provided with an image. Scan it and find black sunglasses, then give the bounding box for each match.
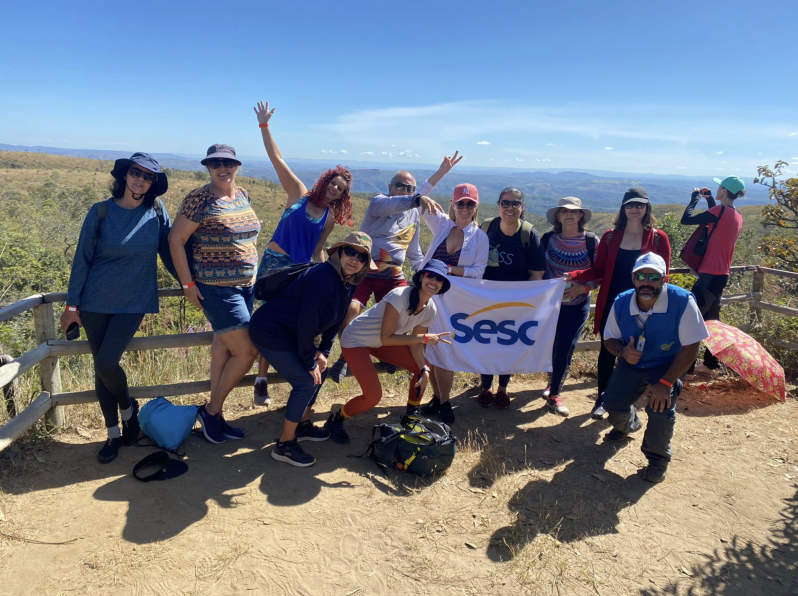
[499,200,522,208]
[128,167,157,183]
[624,202,646,210]
[206,158,239,169]
[342,246,369,263]
[391,182,416,193]
[423,271,446,282]
[455,200,477,209]
[633,272,662,282]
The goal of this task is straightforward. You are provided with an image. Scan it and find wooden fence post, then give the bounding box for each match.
[32,303,64,429]
[0,355,19,418]
[749,267,766,328]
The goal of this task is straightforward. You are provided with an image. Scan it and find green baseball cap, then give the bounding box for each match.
[712,175,745,196]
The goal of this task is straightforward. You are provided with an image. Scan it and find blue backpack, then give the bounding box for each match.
[138,397,199,453]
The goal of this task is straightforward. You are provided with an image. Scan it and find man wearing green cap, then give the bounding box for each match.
[681,176,745,368]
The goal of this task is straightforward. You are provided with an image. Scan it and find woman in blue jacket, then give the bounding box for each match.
[61,153,176,464]
[248,232,376,467]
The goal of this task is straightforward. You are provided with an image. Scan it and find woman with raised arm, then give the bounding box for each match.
[324,260,453,444]
[251,100,355,406]
[169,144,261,445]
[415,184,489,424]
[61,153,175,464]
[567,187,671,419]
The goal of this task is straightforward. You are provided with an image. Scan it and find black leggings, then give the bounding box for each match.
[81,311,145,428]
[481,374,511,390]
[596,301,617,405]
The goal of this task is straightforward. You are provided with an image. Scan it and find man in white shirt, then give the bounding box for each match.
[602,253,709,483]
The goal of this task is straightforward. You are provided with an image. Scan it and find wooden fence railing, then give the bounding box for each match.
[1,265,796,453]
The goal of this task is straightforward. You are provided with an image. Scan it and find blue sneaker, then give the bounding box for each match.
[324,411,350,445]
[220,413,245,440]
[197,406,226,444]
[296,420,331,442]
[271,439,316,467]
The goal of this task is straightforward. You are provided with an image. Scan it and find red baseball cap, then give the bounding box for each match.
[452,183,479,203]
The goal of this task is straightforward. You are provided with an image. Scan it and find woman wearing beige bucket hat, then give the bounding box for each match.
[248,231,376,466]
[540,197,598,417]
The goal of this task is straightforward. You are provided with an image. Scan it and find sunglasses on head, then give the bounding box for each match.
[423,271,446,282]
[342,246,369,263]
[392,182,416,193]
[128,167,157,183]
[634,272,662,282]
[500,200,522,209]
[455,200,476,209]
[206,158,239,169]
[624,202,646,210]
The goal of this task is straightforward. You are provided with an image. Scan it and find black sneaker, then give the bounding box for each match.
[122,399,140,446]
[324,411,350,444]
[419,395,441,416]
[591,404,607,420]
[642,465,667,483]
[329,358,348,384]
[379,361,398,374]
[98,437,123,464]
[254,379,271,407]
[406,404,420,417]
[296,420,331,442]
[271,439,316,467]
[440,400,455,425]
[197,405,226,444]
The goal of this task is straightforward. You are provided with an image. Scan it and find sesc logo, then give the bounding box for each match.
[451,302,539,346]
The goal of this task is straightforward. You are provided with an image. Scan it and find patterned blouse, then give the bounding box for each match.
[430,238,462,267]
[177,185,261,287]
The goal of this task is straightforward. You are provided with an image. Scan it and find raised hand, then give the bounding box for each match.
[438,151,462,175]
[253,101,275,126]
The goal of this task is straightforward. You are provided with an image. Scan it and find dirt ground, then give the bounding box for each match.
[0,375,796,596]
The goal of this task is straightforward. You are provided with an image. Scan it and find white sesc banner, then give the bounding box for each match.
[426,277,564,375]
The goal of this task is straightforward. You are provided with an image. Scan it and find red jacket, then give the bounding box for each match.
[571,227,671,334]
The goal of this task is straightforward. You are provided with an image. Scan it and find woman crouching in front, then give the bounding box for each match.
[324,259,453,444]
[248,232,375,467]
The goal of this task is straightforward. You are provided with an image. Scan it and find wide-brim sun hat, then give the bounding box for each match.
[326,231,378,272]
[412,259,452,294]
[200,143,242,166]
[546,196,592,225]
[110,152,168,197]
[622,186,650,205]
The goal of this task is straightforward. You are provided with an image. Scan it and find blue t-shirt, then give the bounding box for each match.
[66,199,176,314]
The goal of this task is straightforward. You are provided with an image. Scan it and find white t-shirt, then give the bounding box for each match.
[340,286,438,349]
[604,285,709,346]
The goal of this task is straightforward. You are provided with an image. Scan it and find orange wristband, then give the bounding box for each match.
[259,122,269,128]
[423,335,429,344]
[658,378,673,388]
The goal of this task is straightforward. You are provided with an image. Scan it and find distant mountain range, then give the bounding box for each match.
[0,143,770,215]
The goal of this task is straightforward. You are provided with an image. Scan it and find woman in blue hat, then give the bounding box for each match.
[169,144,261,445]
[61,153,176,464]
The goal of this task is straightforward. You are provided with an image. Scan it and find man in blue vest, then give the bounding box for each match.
[602,253,709,483]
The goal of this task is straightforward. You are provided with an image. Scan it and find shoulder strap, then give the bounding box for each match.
[541,231,554,252]
[585,232,597,266]
[480,218,500,246]
[153,198,165,225]
[519,221,533,249]
[706,206,726,241]
[654,229,660,250]
[95,201,108,238]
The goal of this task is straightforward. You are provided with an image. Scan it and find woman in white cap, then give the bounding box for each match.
[324,260,453,444]
[169,144,261,445]
[249,232,375,467]
[540,197,599,417]
[415,183,488,424]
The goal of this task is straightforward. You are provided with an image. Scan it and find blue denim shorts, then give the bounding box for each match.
[197,282,255,334]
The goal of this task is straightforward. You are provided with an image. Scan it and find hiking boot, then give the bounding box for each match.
[477,389,494,408]
[122,399,140,446]
[197,405,226,444]
[405,404,420,417]
[419,395,441,416]
[591,404,607,420]
[547,395,570,417]
[220,413,245,440]
[440,400,455,425]
[379,361,398,374]
[98,437,123,464]
[495,389,511,410]
[606,419,641,442]
[271,439,316,467]
[329,358,348,383]
[324,411,350,444]
[296,420,331,442]
[542,385,551,398]
[642,464,667,483]
[254,379,271,407]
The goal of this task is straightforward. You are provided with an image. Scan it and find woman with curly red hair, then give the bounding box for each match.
[251,100,355,404]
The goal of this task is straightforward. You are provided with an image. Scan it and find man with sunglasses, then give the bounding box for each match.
[601,253,708,483]
[329,152,463,382]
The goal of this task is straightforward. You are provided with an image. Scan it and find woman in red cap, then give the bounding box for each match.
[415,183,489,424]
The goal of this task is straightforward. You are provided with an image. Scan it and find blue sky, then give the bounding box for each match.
[1,0,797,176]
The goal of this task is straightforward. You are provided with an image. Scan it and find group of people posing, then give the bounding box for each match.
[61,101,747,482]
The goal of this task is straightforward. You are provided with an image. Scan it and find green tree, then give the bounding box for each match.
[755,160,798,271]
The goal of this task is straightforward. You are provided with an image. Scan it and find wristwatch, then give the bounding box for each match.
[420,365,431,375]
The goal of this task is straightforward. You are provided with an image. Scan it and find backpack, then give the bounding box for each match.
[360,415,457,476]
[138,397,199,453]
[679,206,726,272]
[480,217,534,249]
[95,198,165,237]
[541,230,597,267]
[254,262,315,301]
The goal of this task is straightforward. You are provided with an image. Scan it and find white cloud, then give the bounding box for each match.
[515,158,525,162]
[380,151,388,156]
[535,158,552,163]
[476,141,491,145]
[321,149,348,154]
[546,143,556,146]
[604,147,613,150]
[676,166,687,169]
[716,151,723,155]
[790,132,797,136]
[791,157,798,160]
[360,151,374,155]
[413,154,420,158]
[340,149,348,154]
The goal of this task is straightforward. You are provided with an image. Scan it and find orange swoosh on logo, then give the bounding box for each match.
[464,302,536,320]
